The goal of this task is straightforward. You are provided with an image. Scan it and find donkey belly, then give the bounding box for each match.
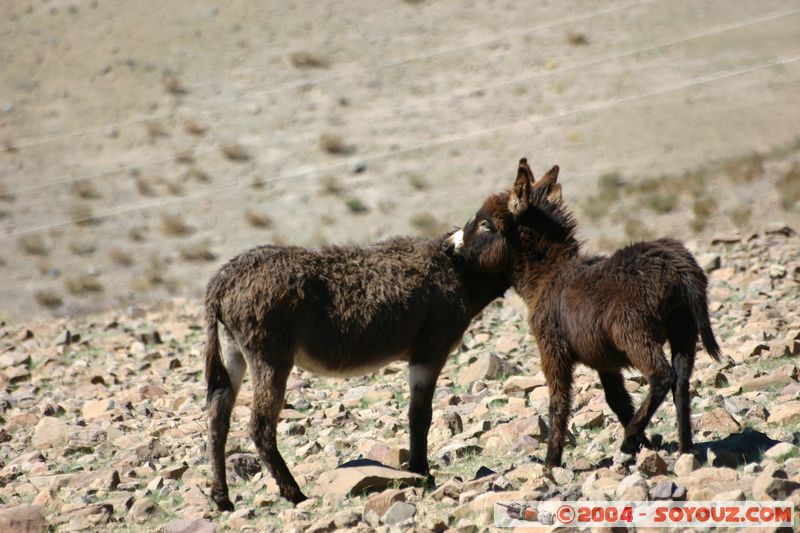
[293,347,409,378]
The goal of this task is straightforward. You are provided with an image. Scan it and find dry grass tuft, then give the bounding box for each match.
[179,241,216,262]
[244,209,273,228]
[184,119,208,136]
[691,196,718,233]
[728,204,752,228]
[69,203,98,225]
[72,179,101,199]
[624,217,653,241]
[160,213,193,237]
[410,212,447,237]
[109,247,135,266]
[319,133,352,155]
[567,31,589,46]
[165,180,184,196]
[408,174,429,191]
[289,51,329,69]
[345,196,369,214]
[776,163,800,210]
[597,171,624,201]
[128,226,148,242]
[18,234,48,256]
[145,121,168,139]
[35,289,63,309]
[135,175,158,197]
[646,192,678,214]
[162,74,187,95]
[184,167,212,183]
[68,239,96,256]
[221,143,250,162]
[174,149,194,164]
[724,152,764,182]
[319,175,343,195]
[65,274,103,295]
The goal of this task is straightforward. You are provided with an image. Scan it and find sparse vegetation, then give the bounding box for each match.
[18,234,48,256]
[184,167,211,183]
[160,213,193,237]
[691,196,718,233]
[109,247,135,266]
[68,239,96,256]
[408,174,429,191]
[289,51,329,69]
[776,162,800,210]
[724,152,764,182]
[345,196,369,214]
[221,143,249,162]
[319,133,352,155]
[567,31,589,45]
[72,179,101,199]
[244,209,273,229]
[409,212,446,237]
[728,204,752,228]
[646,192,678,214]
[135,175,158,197]
[162,74,187,95]
[319,175,343,195]
[65,274,103,295]
[183,119,208,136]
[179,241,216,262]
[624,217,653,241]
[69,203,97,225]
[35,289,63,308]
[128,226,148,242]
[145,121,168,138]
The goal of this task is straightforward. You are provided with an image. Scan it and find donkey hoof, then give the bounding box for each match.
[214,497,235,512]
[421,474,437,490]
[285,490,308,505]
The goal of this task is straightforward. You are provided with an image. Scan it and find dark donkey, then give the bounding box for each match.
[205,236,509,510]
[444,158,722,468]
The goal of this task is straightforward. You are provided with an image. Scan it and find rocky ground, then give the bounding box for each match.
[0,228,799,532]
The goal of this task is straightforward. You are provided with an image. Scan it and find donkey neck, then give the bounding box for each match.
[511,243,577,305]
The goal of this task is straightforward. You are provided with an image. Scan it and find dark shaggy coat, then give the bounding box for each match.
[205,236,509,510]
[446,158,721,468]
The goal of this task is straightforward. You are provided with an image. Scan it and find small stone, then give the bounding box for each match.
[161,463,189,481]
[381,501,416,526]
[82,399,115,420]
[364,488,405,518]
[651,480,677,500]
[674,453,700,476]
[162,517,217,533]
[616,472,647,500]
[502,375,546,394]
[129,498,163,522]
[32,417,75,449]
[135,438,169,463]
[768,401,800,425]
[701,408,741,434]
[458,353,513,386]
[0,504,48,532]
[312,463,424,497]
[226,453,261,480]
[636,449,668,477]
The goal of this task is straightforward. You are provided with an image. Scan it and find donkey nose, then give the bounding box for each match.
[442,229,464,256]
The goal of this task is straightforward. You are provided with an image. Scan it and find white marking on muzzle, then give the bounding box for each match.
[446,229,464,254]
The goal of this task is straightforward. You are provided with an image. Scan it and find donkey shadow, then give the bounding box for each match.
[563,428,782,473]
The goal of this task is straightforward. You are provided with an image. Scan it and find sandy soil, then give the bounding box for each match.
[1,0,799,320]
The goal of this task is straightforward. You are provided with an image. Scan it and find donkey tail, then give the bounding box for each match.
[685,272,722,362]
[205,296,232,408]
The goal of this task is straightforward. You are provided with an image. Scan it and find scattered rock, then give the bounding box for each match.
[312,461,424,497]
[636,450,668,477]
[457,353,513,386]
[161,517,217,533]
[381,501,416,526]
[0,504,48,532]
[364,488,406,518]
[674,453,700,476]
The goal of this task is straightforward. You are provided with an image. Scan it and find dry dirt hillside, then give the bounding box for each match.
[0,230,799,531]
[1,1,800,531]
[1,0,799,319]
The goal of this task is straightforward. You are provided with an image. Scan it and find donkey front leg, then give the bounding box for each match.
[407,359,445,478]
[541,343,574,469]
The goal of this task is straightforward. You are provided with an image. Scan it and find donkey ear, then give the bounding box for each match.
[535,165,560,189]
[547,183,563,204]
[508,157,534,216]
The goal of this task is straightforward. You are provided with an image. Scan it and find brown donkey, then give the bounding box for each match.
[205,236,509,510]
[444,158,721,468]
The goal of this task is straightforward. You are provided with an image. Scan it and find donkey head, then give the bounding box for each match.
[443,157,575,276]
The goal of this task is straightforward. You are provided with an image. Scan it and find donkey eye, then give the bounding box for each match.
[478,220,495,232]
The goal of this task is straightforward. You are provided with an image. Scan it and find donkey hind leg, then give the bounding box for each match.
[407,358,446,480]
[541,343,575,469]
[668,312,698,453]
[208,327,247,511]
[620,344,676,455]
[248,355,306,504]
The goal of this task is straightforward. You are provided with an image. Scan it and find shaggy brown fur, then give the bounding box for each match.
[205,236,509,510]
[445,158,721,468]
